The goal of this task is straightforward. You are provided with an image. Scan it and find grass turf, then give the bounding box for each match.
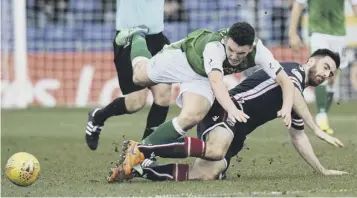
[1,102,357,196]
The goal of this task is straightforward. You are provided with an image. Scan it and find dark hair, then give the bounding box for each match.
[227,22,255,46]
[310,49,341,69]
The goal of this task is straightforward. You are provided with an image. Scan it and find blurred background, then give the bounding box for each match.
[1,0,357,108]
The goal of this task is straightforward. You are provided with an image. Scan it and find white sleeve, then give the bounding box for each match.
[352,0,357,5]
[203,41,226,75]
[254,39,283,79]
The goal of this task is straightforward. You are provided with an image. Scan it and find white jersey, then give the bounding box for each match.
[202,39,282,79]
[116,0,164,34]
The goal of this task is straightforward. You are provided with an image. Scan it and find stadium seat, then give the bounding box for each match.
[82,23,115,51]
[183,0,218,31]
[27,27,46,52]
[163,22,189,43]
[43,24,78,52]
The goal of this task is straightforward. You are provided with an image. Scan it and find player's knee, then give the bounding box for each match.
[178,110,205,130]
[132,62,150,87]
[203,127,233,160]
[152,86,171,107]
[125,90,147,113]
[204,141,228,160]
[132,72,144,87]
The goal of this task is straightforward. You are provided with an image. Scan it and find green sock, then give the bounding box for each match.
[315,85,328,114]
[130,34,152,61]
[326,92,334,112]
[141,120,183,145]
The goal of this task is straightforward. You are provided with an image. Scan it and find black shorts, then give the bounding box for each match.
[113,31,170,95]
[196,100,257,172]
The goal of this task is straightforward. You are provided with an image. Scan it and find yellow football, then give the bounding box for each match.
[5,152,40,186]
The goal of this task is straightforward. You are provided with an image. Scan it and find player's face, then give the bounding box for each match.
[307,56,337,86]
[225,37,253,66]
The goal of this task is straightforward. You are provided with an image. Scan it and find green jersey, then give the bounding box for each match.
[171,28,258,77]
[307,0,346,36]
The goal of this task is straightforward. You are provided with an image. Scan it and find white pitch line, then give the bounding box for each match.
[158,188,354,197]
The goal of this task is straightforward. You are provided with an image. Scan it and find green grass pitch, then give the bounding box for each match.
[1,102,357,196]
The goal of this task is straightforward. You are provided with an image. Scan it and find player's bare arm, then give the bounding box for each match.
[255,39,294,128]
[292,87,344,147]
[288,1,304,52]
[289,128,348,175]
[275,70,294,128]
[208,71,249,123]
[204,41,249,123]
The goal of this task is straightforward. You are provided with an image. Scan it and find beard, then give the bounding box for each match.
[307,65,322,86]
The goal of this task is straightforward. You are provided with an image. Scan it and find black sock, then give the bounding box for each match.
[94,97,128,124]
[142,103,169,140]
[138,164,189,181]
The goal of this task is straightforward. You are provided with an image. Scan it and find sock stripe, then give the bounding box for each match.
[86,126,92,131]
[175,164,179,181]
[138,142,185,149]
[202,140,206,158]
[92,108,101,117]
[187,137,191,157]
[144,167,173,179]
[173,164,189,181]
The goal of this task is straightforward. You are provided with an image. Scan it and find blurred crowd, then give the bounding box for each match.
[26,0,302,46]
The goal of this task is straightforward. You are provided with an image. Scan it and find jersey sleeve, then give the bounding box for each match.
[285,67,304,93]
[203,41,226,75]
[254,39,283,80]
[291,110,304,130]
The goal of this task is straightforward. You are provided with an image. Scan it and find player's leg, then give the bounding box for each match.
[85,34,150,150]
[107,126,234,182]
[142,81,214,145]
[310,33,333,133]
[114,25,157,87]
[325,36,348,109]
[142,33,171,139]
[189,158,227,180]
[107,48,217,180]
[136,130,242,182]
[137,125,233,160]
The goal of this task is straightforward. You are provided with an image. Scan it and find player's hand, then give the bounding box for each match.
[277,109,292,129]
[228,108,250,123]
[314,129,344,147]
[289,33,302,52]
[322,169,348,176]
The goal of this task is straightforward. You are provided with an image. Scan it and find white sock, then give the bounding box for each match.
[172,117,186,136]
[316,112,327,122]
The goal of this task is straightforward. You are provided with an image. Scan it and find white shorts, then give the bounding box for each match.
[147,48,215,107]
[309,32,348,69]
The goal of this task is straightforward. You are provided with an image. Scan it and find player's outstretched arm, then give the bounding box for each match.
[203,42,249,123]
[291,87,317,131]
[292,87,344,147]
[274,69,294,128]
[288,1,304,52]
[289,128,348,175]
[208,71,249,123]
[254,39,294,128]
